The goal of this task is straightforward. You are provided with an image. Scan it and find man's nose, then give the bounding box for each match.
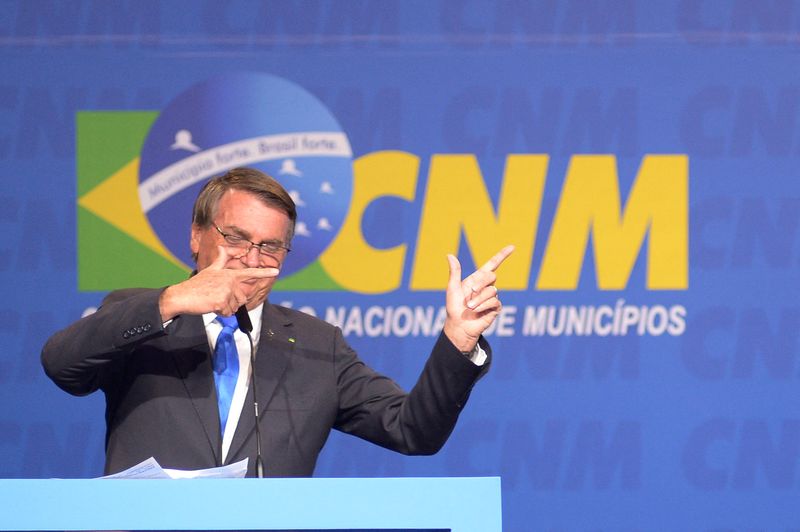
[240,246,262,267]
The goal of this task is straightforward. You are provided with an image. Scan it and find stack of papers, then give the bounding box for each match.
[99,457,249,479]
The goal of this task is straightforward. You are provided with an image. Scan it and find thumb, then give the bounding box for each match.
[446,254,462,294]
[209,245,229,270]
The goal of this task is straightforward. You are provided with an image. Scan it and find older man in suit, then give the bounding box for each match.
[42,167,513,478]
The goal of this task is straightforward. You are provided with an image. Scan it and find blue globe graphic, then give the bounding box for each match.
[138,72,353,278]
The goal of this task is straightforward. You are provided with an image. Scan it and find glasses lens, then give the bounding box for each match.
[258,243,286,255]
[224,235,247,247]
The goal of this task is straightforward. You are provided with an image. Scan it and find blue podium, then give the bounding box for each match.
[0,477,501,531]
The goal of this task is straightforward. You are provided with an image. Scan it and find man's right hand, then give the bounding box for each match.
[158,246,280,321]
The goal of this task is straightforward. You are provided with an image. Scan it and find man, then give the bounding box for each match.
[42,167,513,478]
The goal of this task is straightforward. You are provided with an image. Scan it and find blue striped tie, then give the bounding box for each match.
[213,315,240,437]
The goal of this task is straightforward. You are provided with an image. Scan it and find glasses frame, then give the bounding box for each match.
[214,224,291,256]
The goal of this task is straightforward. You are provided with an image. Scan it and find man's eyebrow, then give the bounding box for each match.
[222,224,250,238]
[222,224,283,245]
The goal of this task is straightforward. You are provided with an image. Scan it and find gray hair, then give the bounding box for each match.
[191,167,297,259]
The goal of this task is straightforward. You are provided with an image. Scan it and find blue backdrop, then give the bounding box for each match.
[1,1,798,530]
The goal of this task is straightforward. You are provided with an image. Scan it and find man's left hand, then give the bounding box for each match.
[443,245,515,353]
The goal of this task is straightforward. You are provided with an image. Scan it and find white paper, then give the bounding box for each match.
[98,457,171,479]
[163,458,248,479]
[98,457,249,479]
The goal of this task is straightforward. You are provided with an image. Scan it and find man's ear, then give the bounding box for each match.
[190,224,201,256]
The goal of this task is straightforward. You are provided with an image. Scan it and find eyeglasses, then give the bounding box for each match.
[214,224,291,256]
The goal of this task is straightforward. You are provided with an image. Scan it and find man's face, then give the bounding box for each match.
[190,188,291,308]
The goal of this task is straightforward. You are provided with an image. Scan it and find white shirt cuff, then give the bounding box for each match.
[464,344,488,366]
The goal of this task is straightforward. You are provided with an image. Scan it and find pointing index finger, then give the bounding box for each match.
[235,267,281,279]
[479,244,515,272]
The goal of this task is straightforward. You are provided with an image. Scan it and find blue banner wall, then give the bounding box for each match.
[2,1,798,530]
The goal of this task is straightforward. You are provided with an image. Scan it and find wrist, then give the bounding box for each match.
[443,321,478,353]
[158,286,180,322]
[461,344,479,357]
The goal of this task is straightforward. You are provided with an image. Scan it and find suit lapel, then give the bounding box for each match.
[167,313,222,465]
[228,303,294,461]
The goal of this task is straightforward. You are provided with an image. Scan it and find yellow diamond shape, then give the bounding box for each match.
[78,157,190,272]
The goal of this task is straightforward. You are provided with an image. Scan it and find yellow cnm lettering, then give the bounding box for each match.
[319,152,688,293]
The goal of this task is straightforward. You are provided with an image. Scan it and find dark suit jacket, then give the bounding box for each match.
[41,288,491,477]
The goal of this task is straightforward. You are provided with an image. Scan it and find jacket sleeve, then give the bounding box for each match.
[333,329,491,455]
[40,288,167,396]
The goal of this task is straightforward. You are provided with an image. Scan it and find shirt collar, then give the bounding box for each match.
[203,302,265,341]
